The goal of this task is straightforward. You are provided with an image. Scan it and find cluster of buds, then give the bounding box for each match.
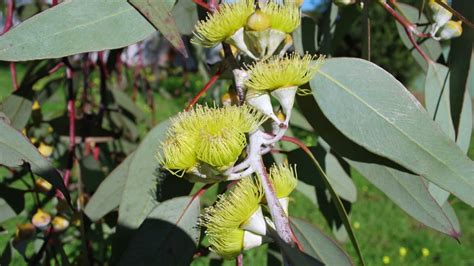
[159,0,325,259]
[428,0,462,40]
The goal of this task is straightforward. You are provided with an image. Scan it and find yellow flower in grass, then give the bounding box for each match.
[192,0,254,47]
[245,52,325,92]
[200,177,266,258]
[382,255,390,264]
[160,105,267,178]
[421,247,430,257]
[268,163,297,214]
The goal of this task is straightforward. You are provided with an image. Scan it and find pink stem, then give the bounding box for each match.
[185,66,225,111]
[9,63,17,91]
[236,254,243,266]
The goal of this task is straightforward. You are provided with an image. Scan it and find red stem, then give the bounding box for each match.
[9,62,18,91]
[1,0,14,34]
[175,184,212,225]
[185,66,225,111]
[192,0,210,11]
[52,0,58,6]
[65,67,75,187]
[236,254,243,266]
[48,62,64,74]
[380,2,431,63]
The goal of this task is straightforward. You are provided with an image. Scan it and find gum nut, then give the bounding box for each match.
[32,209,51,229]
[52,216,70,232]
[245,10,271,32]
[16,223,36,240]
[35,178,53,193]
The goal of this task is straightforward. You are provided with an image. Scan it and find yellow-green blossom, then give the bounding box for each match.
[200,177,264,258]
[192,0,254,47]
[262,1,301,33]
[269,163,297,199]
[245,52,325,92]
[160,105,266,177]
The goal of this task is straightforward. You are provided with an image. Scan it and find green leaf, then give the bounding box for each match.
[310,57,474,206]
[0,0,174,61]
[425,63,455,139]
[456,89,472,154]
[118,196,200,265]
[290,109,314,132]
[172,0,199,35]
[293,16,318,56]
[291,217,353,266]
[110,88,145,122]
[395,3,441,71]
[449,0,474,131]
[296,94,462,238]
[287,146,364,265]
[128,0,187,57]
[347,160,460,237]
[118,119,170,229]
[0,187,25,223]
[425,63,455,205]
[0,94,32,130]
[0,119,70,202]
[84,153,134,222]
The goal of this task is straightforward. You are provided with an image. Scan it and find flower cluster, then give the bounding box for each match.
[200,164,297,258]
[428,0,462,40]
[160,104,267,180]
[192,0,301,59]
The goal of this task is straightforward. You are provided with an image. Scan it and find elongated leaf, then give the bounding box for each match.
[287,145,364,265]
[297,94,462,238]
[291,217,353,266]
[0,119,69,202]
[119,196,200,265]
[425,63,455,205]
[0,94,32,130]
[0,0,174,61]
[172,0,198,35]
[348,160,460,237]
[395,3,442,70]
[128,0,187,57]
[449,0,473,131]
[456,89,472,153]
[84,152,134,222]
[118,119,170,229]
[310,58,474,206]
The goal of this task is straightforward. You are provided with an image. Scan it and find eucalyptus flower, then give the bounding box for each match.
[200,177,266,258]
[428,0,452,28]
[160,105,267,179]
[245,53,325,123]
[268,163,297,214]
[192,0,301,59]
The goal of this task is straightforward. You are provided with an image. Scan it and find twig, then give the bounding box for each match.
[186,66,225,111]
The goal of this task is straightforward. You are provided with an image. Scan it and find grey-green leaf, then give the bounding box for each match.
[0,120,70,202]
[0,94,32,130]
[0,0,174,61]
[348,159,460,238]
[118,119,171,229]
[119,196,200,265]
[310,57,474,206]
[291,217,353,266]
[84,152,134,222]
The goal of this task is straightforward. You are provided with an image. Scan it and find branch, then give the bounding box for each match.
[186,66,225,111]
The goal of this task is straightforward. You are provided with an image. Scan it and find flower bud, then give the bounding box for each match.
[245,10,271,32]
[429,0,452,27]
[32,209,51,230]
[438,20,462,39]
[38,142,53,157]
[16,223,36,240]
[52,216,70,232]
[35,178,52,193]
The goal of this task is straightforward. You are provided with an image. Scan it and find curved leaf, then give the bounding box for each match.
[0,119,70,202]
[119,196,200,265]
[0,94,32,130]
[310,57,474,206]
[0,0,175,61]
[84,152,134,222]
[291,217,353,266]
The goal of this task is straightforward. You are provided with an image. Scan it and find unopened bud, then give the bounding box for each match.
[52,216,70,232]
[245,10,271,32]
[38,142,53,157]
[32,209,51,229]
[438,20,462,39]
[16,223,36,240]
[32,101,40,111]
[35,178,52,193]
